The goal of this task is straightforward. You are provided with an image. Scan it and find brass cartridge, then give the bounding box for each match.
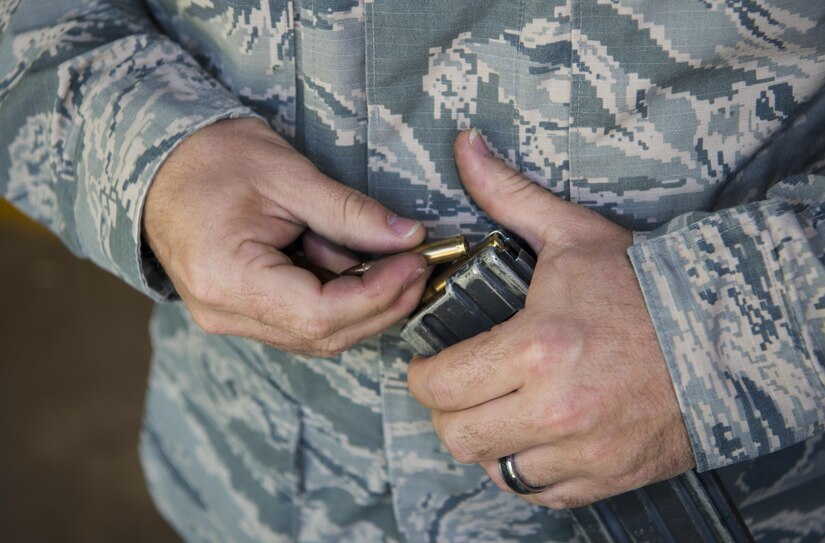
[420,232,509,305]
[341,235,469,276]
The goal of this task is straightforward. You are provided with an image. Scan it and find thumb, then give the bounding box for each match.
[454,128,584,254]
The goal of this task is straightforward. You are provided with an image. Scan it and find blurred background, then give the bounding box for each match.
[0,200,178,542]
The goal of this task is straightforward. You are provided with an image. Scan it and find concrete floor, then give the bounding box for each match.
[0,208,179,542]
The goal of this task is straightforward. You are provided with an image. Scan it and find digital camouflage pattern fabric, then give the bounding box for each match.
[2,0,824,541]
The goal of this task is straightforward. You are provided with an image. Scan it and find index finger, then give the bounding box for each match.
[236,244,426,339]
[407,320,525,411]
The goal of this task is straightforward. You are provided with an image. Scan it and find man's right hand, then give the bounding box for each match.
[143,118,428,356]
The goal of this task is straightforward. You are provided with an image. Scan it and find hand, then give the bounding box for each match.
[143,118,427,356]
[407,129,694,509]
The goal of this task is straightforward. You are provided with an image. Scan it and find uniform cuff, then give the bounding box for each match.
[64,34,260,301]
[628,201,825,471]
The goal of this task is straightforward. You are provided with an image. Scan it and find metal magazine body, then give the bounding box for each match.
[401,231,534,356]
[400,231,753,543]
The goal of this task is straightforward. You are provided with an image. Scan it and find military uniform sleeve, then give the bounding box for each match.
[0,0,259,300]
[628,174,825,472]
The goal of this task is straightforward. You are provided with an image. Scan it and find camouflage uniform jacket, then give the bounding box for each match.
[2,0,825,541]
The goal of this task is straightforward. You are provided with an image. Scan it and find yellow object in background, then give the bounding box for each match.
[0,199,49,234]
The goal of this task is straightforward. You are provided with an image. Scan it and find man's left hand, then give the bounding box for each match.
[406,129,695,509]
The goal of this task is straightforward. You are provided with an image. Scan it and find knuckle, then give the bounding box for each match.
[441,427,474,464]
[299,315,334,341]
[441,422,494,464]
[520,321,577,373]
[439,332,504,395]
[521,332,552,378]
[503,172,539,205]
[425,373,458,409]
[471,329,507,365]
[339,189,375,226]
[317,334,356,357]
[613,470,646,494]
[533,395,582,438]
[613,452,658,492]
[190,309,227,336]
[187,272,226,307]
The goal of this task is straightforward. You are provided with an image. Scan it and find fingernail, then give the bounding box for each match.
[403,266,426,291]
[468,127,491,157]
[388,213,422,238]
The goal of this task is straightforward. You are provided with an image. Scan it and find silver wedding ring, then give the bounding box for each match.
[499,454,549,495]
